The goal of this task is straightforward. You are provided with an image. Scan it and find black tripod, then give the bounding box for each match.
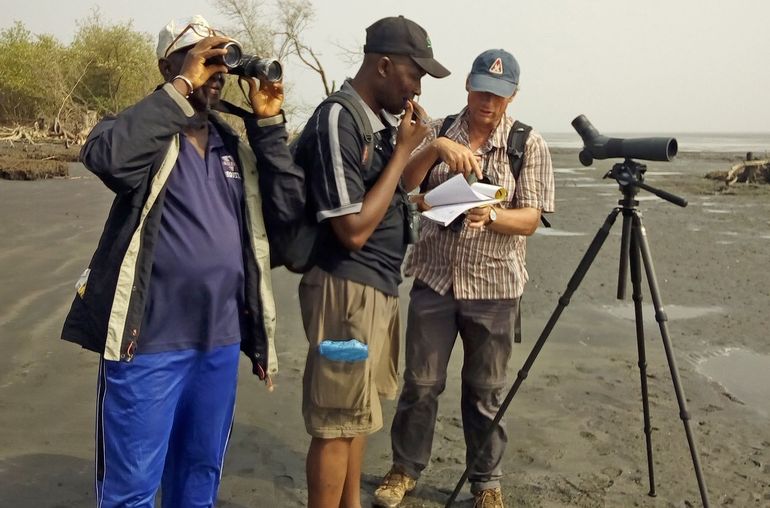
[446,159,711,507]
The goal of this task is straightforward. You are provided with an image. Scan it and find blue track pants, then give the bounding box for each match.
[95,343,240,507]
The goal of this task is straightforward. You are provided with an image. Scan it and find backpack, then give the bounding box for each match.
[419,115,551,228]
[271,91,376,273]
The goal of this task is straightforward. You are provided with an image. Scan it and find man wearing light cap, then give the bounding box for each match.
[374,49,555,508]
[288,14,448,508]
[61,14,294,507]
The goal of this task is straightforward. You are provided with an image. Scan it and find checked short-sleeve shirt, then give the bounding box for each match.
[404,108,555,300]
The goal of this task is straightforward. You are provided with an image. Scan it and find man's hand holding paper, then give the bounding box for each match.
[421,174,508,226]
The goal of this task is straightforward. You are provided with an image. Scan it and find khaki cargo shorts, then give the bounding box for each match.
[298,266,400,438]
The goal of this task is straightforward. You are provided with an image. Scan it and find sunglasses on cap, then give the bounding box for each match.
[163,22,226,58]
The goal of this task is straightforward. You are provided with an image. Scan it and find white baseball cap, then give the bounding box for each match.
[156,15,223,59]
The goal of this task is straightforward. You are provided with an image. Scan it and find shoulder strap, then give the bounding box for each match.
[438,114,457,139]
[323,92,375,171]
[507,120,550,227]
[215,99,253,118]
[507,120,532,180]
[419,114,458,193]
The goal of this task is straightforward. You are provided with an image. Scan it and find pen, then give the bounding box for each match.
[411,107,425,125]
[404,97,425,125]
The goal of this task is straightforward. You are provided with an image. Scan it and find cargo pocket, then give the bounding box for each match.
[310,344,370,414]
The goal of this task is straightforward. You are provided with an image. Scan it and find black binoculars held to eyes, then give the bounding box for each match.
[207,41,283,82]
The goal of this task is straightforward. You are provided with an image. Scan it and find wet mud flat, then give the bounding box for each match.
[1,149,769,506]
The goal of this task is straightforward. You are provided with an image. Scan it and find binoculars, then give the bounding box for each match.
[209,41,283,82]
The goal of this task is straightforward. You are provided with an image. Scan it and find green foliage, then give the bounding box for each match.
[0,21,67,121]
[68,10,157,115]
[0,12,157,126]
[0,2,330,129]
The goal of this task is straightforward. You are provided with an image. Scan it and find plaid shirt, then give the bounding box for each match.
[404,108,555,300]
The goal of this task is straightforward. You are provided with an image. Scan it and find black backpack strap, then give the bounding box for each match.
[214,99,254,118]
[438,115,457,139]
[507,120,551,228]
[323,92,375,171]
[514,295,523,343]
[419,114,458,193]
[507,120,532,180]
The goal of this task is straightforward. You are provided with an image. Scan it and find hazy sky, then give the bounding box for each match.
[3,0,770,134]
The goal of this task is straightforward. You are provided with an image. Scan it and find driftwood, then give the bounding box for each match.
[706,155,770,186]
[0,109,97,148]
[726,159,770,185]
[0,120,88,180]
[1,61,97,148]
[0,125,45,145]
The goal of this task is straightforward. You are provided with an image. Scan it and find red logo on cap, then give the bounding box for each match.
[488,58,504,75]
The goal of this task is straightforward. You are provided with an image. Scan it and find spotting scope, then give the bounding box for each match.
[572,115,677,166]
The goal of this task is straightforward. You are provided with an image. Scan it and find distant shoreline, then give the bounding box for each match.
[0,137,766,181]
[544,131,770,153]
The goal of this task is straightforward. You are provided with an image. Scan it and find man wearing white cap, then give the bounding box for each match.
[374,49,555,508]
[61,14,292,507]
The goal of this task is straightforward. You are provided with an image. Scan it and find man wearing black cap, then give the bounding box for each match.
[291,15,449,508]
[374,49,555,508]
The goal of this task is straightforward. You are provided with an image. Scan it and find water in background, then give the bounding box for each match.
[544,132,770,154]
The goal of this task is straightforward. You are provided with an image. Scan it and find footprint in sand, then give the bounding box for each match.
[601,467,623,480]
[543,374,559,387]
[437,415,463,428]
[274,474,294,489]
[433,455,463,464]
[514,450,535,465]
[574,363,592,374]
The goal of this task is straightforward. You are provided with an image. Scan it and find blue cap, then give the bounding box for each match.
[468,49,519,97]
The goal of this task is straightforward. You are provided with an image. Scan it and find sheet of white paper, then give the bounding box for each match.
[424,174,478,207]
[471,182,504,199]
[424,175,507,207]
[422,198,500,226]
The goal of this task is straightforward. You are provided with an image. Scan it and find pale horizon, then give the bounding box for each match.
[2,0,770,136]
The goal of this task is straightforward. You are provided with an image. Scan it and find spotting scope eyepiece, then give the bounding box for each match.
[571,115,677,166]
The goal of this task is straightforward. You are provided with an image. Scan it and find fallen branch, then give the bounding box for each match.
[0,125,45,144]
[56,59,93,132]
[726,159,770,185]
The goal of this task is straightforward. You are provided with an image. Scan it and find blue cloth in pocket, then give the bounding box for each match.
[318,339,369,362]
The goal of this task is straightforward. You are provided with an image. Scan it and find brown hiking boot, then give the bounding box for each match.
[373,467,416,508]
[472,487,505,508]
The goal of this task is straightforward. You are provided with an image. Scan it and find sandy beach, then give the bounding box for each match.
[1,147,769,507]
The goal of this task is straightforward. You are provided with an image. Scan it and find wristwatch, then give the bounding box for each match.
[488,207,498,224]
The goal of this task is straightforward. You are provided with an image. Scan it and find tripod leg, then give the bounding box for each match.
[629,225,656,497]
[445,208,622,507]
[617,209,633,300]
[632,214,711,507]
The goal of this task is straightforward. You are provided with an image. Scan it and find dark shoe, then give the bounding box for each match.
[472,487,505,508]
[373,467,417,508]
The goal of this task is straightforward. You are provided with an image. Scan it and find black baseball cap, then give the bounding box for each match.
[363,15,450,78]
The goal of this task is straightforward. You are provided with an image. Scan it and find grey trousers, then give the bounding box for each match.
[390,280,519,493]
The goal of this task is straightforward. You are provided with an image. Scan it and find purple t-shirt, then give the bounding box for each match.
[139,125,246,353]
